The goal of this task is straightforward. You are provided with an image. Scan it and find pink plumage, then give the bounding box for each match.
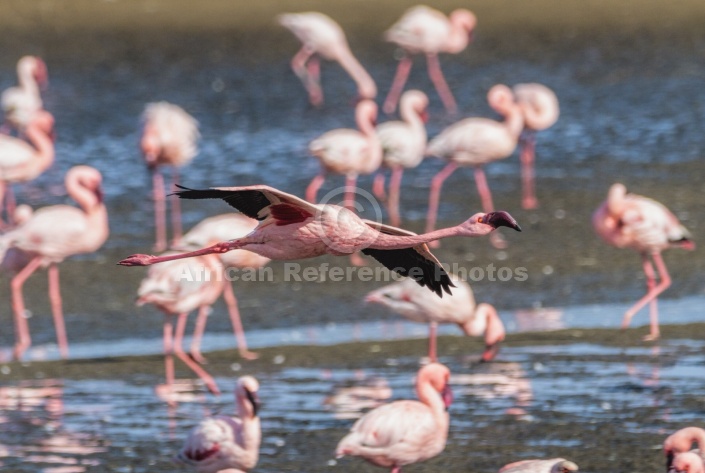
[664,427,705,469]
[499,458,578,473]
[1,56,48,131]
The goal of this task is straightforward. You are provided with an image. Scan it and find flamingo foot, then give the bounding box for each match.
[489,232,508,249]
[642,333,660,342]
[522,196,538,210]
[350,252,367,267]
[481,343,501,362]
[240,350,259,361]
[118,254,158,266]
[189,351,208,364]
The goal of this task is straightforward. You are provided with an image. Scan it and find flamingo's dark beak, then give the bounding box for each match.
[486,211,521,232]
[441,383,453,410]
[420,110,430,124]
[245,388,261,416]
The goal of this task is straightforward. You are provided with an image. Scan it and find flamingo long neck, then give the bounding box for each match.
[401,101,426,138]
[370,226,461,250]
[17,60,40,97]
[337,48,377,100]
[25,124,54,171]
[444,13,472,53]
[500,104,524,139]
[235,394,261,463]
[67,177,100,215]
[679,428,705,452]
[416,381,449,431]
[356,107,382,173]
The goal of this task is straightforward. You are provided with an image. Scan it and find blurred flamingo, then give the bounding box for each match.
[1,56,48,132]
[365,274,505,362]
[425,84,523,249]
[336,362,452,473]
[373,90,429,227]
[512,83,559,209]
[671,453,705,473]
[140,102,200,252]
[278,12,377,106]
[383,6,476,114]
[0,166,108,360]
[664,427,705,469]
[177,376,261,473]
[118,184,522,298]
[499,458,578,473]
[593,183,694,340]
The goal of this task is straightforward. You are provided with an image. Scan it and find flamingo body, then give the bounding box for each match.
[664,427,705,469]
[377,90,428,169]
[499,458,578,473]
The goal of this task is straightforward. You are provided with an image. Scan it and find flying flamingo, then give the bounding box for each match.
[373,90,429,227]
[425,84,523,249]
[0,110,55,226]
[117,184,521,297]
[0,166,108,360]
[335,362,452,473]
[181,213,271,361]
[593,183,695,340]
[365,274,505,362]
[664,427,705,469]
[512,83,559,210]
[136,253,224,396]
[177,376,261,472]
[498,458,579,473]
[671,453,705,473]
[383,6,476,114]
[278,12,377,107]
[140,101,200,252]
[1,56,48,132]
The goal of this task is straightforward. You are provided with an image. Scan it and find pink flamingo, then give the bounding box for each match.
[671,453,705,473]
[383,6,476,114]
[335,362,452,473]
[1,56,48,132]
[177,376,261,472]
[365,274,505,362]
[425,84,523,249]
[136,253,223,396]
[593,183,695,340]
[278,12,377,107]
[117,184,521,297]
[512,83,559,210]
[373,90,429,227]
[0,166,108,360]
[0,110,55,226]
[140,101,200,252]
[499,458,578,473]
[181,213,271,361]
[664,427,705,469]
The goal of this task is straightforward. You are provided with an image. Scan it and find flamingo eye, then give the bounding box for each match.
[478,217,484,223]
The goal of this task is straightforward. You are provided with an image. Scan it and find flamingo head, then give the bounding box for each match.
[237,376,261,417]
[487,84,517,113]
[669,453,703,473]
[403,90,430,123]
[32,57,49,89]
[459,211,521,236]
[71,165,104,206]
[354,99,379,130]
[551,460,579,473]
[418,363,452,409]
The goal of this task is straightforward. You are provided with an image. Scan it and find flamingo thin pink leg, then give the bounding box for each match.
[0,181,7,227]
[5,186,16,225]
[425,161,458,235]
[428,322,438,362]
[520,132,538,209]
[222,282,258,360]
[190,305,209,364]
[47,264,69,359]
[306,55,323,106]
[344,175,358,210]
[171,168,183,247]
[475,166,506,249]
[426,54,457,114]
[387,167,404,227]
[622,252,670,340]
[119,239,248,267]
[643,257,659,340]
[383,56,413,114]
[306,173,325,203]
[152,169,167,252]
[163,315,175,390]
[372,172,387,201]
[11,256,43,360]
[174,313,221,395]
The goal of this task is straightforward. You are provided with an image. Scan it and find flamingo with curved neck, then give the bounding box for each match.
[664,427,705,469]
[1,56,48,132]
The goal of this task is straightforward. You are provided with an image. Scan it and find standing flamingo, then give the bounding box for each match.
[499,458,579,473]
[177,376,261,472]
[373,90,429,227]
[0,166,108,360]
[383,6,476,114]
[1,56,48,132]
[425,84,523,248]
[512,83,559,210]
[664,427,705,469]
[278,12,377,107]
[671,453,705,473]
[181,214,271,361]
[335,362,452,473]
[136,253,223,396]
[118,184,522,297]
[593,183,695,340]
[365,274,505,362]
[140,102,200,252]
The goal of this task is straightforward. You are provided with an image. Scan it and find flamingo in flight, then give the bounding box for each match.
[181,213,271,361]
[383,6,476,114]
[425,84,523,249]
[593,183,695,340]
[499,458,579,473]
[140,101,200,252]
[1,56,48,132]
[336,362,452,473]
[664,427,705,470]
[278,12,377,107]
[0,166,108,360]
[671,453,705,473]
[512,83,560,209]
[177,376,261,473]
[365,274,505,362]
[373,90,429,227]
[117,184,521,297]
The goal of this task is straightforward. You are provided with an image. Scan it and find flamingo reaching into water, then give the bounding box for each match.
[365,274,505,362]
[425,84,523,249]
[512,83,559,210]
[117,184,521,297]
[278,12,377,107]
[499,458,579,473]
[664,427,705,469]
[177,376,261,472]
[140,102,200,252]
[593,183,695,341]
[181,214,271,361]
[136,253,224,396]
[671,453,705,473]
[373,90,429,227]
[1,56,48,132]
[383,6,476,114]
[335,362,452,473]
[0,166,108,360]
